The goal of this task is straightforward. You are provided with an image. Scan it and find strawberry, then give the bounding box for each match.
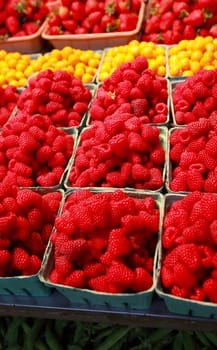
[5,15,19,35]
[184,9,206,28]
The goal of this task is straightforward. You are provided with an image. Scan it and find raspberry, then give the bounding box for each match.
[55,255,73,276]
[205,136,217,158]
[204,172,217,193]
[173,263,197,289]
[49,269,64,284]
[88,275,110,293]
[106,171,126,188]
[122,69,140,84]
[11,247,30,273]
[131,56,148,73]
[132,267,153,292]
[16,189,42,209]
[204,96,217,111]
[131,98,148,117]
[24,255,42,275]
[0,250,11,271]
[198,149,217,170]
[25,232,44,257]
[58,238,88,261]
[192,81,211,99]
[186,169,205,191]
[128,131,146,152]
[84,262,106,279]
[131,163,150,181]
[188,118,210,138]
[164,243,201,272]
[107,261,135,289]
[19,131,39,153]
[116,80,133,99]
[64,270,87,288]
[49,92,64,103]
[199,69,217,87]
[107,228,131,258]
[27,208,43,231]
[203,278,217,303]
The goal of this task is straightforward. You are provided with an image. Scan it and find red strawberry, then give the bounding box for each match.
[5,15,19,35]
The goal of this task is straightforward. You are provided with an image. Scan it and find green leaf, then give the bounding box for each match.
[181,331,195,350]
[94,326,130,350]
[195,331,211,348]
[5,317,24,349]
[172,332,183,350]
[147,328,174,345]
[44,321,64,350]
[204,331,217,347]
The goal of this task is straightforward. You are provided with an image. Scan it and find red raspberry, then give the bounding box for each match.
[203,278,217,303]
[131,56,148,73]
[16,189,42,209]
[64,270,87,288]
[116,80,133,99]
[108,133,128,159]
[88,275,111,293]
[204,172,217,193]
[131,98,148,117]
[24,255,42,275]
[186,169,205,191]
[11,247,30,273]
[132,267,153,292]
[84,262,106,279]
[55,255,73,276]
[107,228,131,258]
[107,261,135,289]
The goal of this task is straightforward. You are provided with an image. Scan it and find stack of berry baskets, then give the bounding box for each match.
[39,187,164,311]
[0,185,64,297]
[63,124,168,194]
[155,193,217,318]
[41,1,146,51]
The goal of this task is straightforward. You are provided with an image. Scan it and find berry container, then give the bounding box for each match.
[86,79,171,127]
[41,2,146,51]
[63,125,168,193]
[0,187,64,297]
[0,22,47,54]
[39,188,164,311]
[155,193,217,319]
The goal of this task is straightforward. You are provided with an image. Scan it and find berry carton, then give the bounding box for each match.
[41,2,146,50]
[64,125,168,193]
[0,187,64,297]
[0,21,47,54]
[155,193,217,318]
[39,188,164,311]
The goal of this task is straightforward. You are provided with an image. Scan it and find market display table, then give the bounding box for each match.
[0,292,216,332]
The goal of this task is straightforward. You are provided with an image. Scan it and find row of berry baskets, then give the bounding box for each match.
[1,183,217,319]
